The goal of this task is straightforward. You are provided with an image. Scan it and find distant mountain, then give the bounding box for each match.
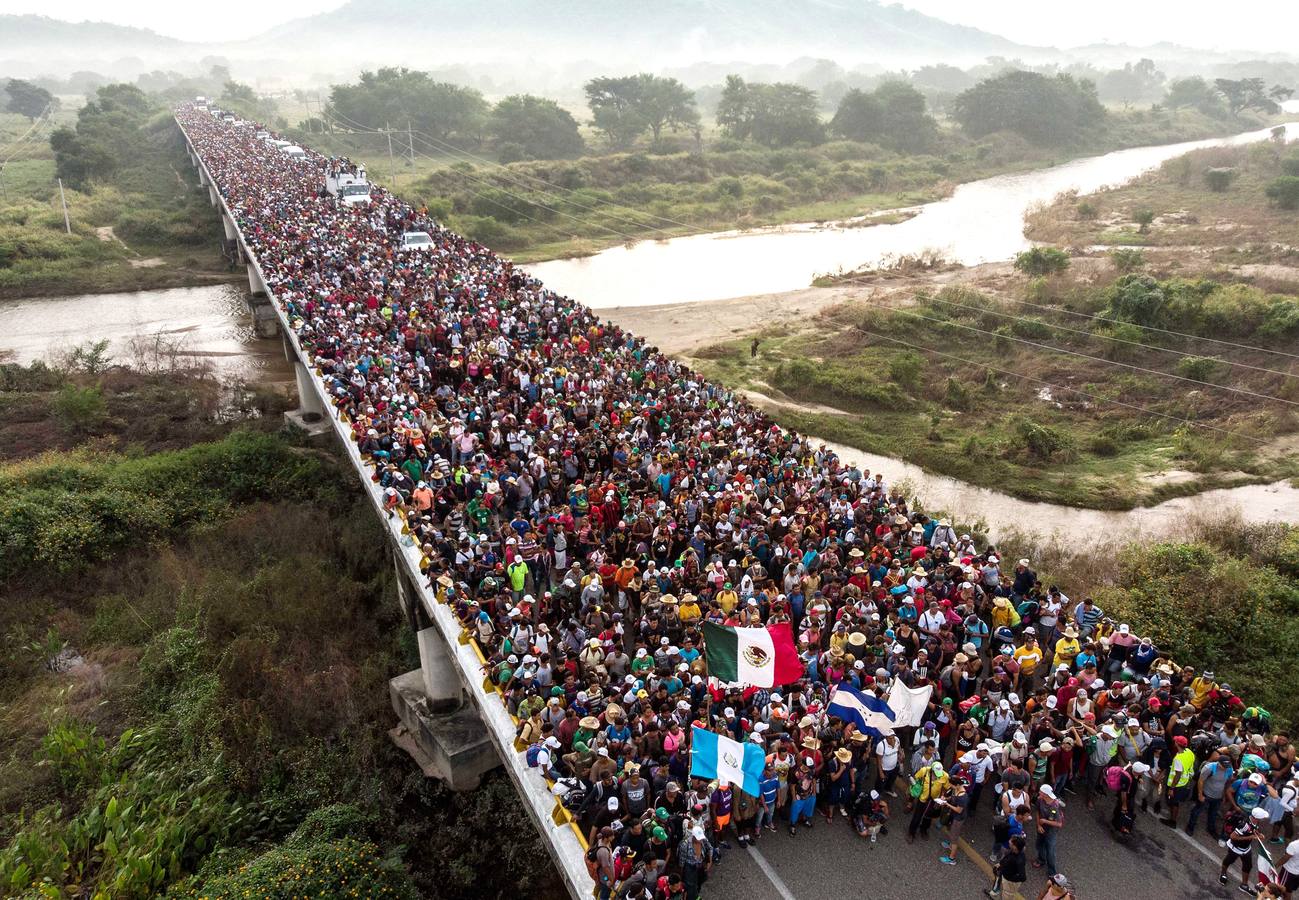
[249,0,1032,67]
[0,14,186,60]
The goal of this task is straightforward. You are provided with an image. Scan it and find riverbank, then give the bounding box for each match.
[603,255,1299,512]
[302,107,1264,264]
[0,129,239,301]
[0,361,560,899]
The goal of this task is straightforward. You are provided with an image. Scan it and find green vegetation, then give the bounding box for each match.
[692,272,1299,509]
[3,78,55,119]
[0,363,558,899]
[1011,519,1299,728]
[952,71,1105,144]
[1025,137,1299,261]
[0,85,233,299]
[1013,246,1071,276]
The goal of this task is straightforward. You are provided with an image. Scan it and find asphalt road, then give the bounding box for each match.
[704,792,1246,900]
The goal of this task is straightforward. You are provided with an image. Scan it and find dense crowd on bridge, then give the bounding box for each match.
[180,106,1299,900]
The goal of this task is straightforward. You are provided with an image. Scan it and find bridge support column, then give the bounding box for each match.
[247,262,266,297]
[389,561,498,791]
[198,166,208,186]
[222,214,237,242]
[208,184,218,207]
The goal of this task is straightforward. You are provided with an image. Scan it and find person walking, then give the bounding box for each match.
[1220,806,1269,896]
[1033,784,1065,878]
[985,834,1028,900]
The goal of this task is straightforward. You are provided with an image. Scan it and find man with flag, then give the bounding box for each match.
[702,620,802,688]
[828,683,898,740]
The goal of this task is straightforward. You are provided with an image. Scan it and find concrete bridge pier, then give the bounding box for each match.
[388,560,499,791]
[198,165,208,186]
[208,184,218,207]
[222,214,237,242]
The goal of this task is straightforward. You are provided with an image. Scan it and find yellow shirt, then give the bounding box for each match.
[1053,638,1081,669]
[717,590,739,614]
[678,601,701,623]
[1014,644,1043,674]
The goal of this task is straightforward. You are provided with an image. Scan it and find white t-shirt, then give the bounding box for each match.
[1285,839,1299,875]
[876,740,900,772]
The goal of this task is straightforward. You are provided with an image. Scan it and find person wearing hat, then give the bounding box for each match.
[907,760,949,842]
[677,823,713,900]
[1112,760,1150,835]
[1051,626,1081,672]
[788,756,819,836]
[1221,806,1272,893]
[1038,873,1077,900]
[852,787,891,843]
[826,747,855,820]
[1033,783,1065,877]
[1187,746,1235,839]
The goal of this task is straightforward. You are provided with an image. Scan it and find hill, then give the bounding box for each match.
[0,14,185,60]
[249,0,1030,66]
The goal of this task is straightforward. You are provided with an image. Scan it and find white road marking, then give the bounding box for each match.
[1170,824,1227,866]
[747,844,799,900]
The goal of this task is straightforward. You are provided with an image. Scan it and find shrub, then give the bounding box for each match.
[190,838,417,899]
[1007,416,1074,462]
[1203,167,1236,192]
[1133,208,1155,232]
[1087,435,1119,457]
[1009,317,1052,339]
[1109,248,1145,273]
[1266,176,1299,210]
[495,142,527,164]
[887,351,924,391]
[52,383,106,433]
[1174,355,1225,382]
[1076,200,1097,219]
[1013,246,1070,277]
[943,377,972,411]
[1282,154,1299,178]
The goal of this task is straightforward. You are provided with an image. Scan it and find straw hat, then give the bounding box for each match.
[834,747,852,763]
[802,737,822,750]
[580,716,601,730]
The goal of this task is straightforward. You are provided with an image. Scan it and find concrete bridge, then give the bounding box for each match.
[177,120,594,899]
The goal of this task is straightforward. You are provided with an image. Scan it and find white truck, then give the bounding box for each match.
[399,231,434,252]
[324,171,372,207]
[279,145,307,161]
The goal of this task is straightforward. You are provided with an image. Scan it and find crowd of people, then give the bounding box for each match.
[180,106,1299,900]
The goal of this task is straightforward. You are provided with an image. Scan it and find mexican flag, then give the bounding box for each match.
[702,621,801,687]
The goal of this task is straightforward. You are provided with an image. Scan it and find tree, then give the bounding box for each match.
[1204,167,1236,192]
[1133,208,1155,233]
[1163,77,1227,117]
[952,70,1105,144]
[221,80,257,106]
[873,81,937,153]
[715,76,824,147]
[328,68,487,143]
[4,78,55,120]
[1214,78,1281,116]
[829,88,883,143]
[487,95,584,160]
[1098,58,1165,106]
[49,83,154,189]
[584,75,648,149]
[633,74,699,146]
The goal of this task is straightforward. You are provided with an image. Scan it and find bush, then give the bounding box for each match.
[495,142,527,164]
[189,838,417,899]
[1133,208,1155,232]
[1007,416,1075,462]
[887,351,924,391]
[1087,435,1120,457]
[1266,176,1299,210]
[1203,167,1236,192]
[1174,355,1224,382]
[52,383,106,432]
[1013,246,1070,277]
[1109,248,1145,273]
[771,359,911,411]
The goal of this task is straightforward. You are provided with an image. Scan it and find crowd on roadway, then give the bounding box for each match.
[179,106,1299,900]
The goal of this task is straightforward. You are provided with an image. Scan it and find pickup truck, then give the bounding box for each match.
[324,171,372,207]
[399,231,434,252]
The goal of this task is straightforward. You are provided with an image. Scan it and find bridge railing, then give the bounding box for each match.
[176,118,595,900]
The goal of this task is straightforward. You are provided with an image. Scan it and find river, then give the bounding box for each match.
[0,284,293,383]
[530,121,1298,308]
[3,129,1295,535]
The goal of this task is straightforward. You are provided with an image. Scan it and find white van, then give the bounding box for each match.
[399,231,434,252]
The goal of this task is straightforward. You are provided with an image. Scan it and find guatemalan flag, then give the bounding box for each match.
[828,684,897,738]
[691,726,766,795]
[702,621,802,688]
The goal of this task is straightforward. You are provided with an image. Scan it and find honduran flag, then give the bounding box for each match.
[702,621,802,688]
[691,726,766,796]
[828,684,897,738]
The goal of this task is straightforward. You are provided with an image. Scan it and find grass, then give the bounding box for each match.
[688,275,1299,509]
[287,107,1260,263]
[0,121,238,300]
[1026,134,1299,263]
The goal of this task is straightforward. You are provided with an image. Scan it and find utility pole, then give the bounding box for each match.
[58,178,71,234]
[385,123,397,187]
[406,119,415,167]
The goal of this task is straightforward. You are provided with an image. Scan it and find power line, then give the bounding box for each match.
[0,105,52,167]
[918,290,1299,382]
[867,304,1299,408]
[850,324,1268,446]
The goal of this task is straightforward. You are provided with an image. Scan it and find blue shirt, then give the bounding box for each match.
[759,777,780,806]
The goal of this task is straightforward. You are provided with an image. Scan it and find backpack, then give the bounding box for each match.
[526,742,545,767]
[585,846,601,880]
[1104,764,1128,793]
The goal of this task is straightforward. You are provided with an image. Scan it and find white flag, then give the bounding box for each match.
[886,681,933,728]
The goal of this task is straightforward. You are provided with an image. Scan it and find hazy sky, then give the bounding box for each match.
[1,0,1297,51]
